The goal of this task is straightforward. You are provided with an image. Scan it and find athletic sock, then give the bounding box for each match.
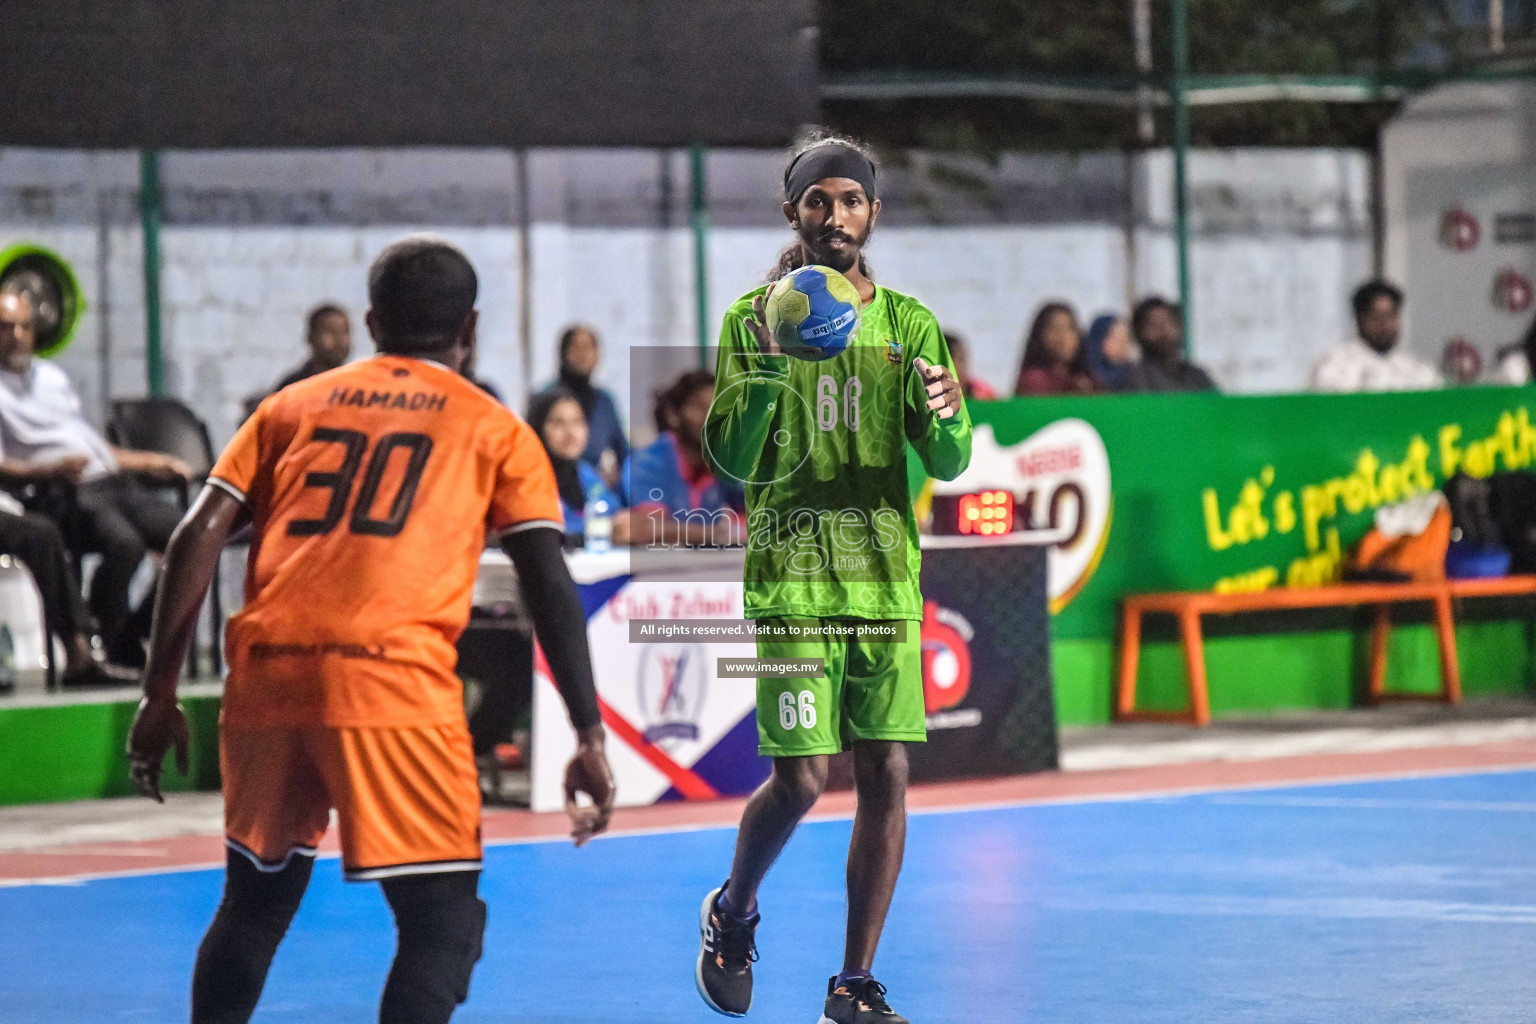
[717,885,758,921]
[834,969,872,991]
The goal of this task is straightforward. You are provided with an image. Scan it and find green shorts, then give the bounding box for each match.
[754,617,926,757]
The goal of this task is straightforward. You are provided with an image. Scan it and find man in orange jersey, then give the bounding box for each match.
[126,236,614,1024]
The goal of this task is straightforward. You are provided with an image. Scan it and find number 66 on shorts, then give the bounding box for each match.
[752,616,927,757]
[778,690,818,731]
[760,682,836,753]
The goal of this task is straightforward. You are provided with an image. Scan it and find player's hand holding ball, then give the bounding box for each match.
[752,265,861,361]
[742,288,781,357]
[564,724,615,847]
[913,357,961,420]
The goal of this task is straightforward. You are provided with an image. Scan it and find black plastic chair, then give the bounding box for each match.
[107,398,224,677]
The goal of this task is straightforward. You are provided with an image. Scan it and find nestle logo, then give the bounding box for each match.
[1017,445,1082,478]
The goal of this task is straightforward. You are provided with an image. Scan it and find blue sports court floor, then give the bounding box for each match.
[1,767,1532,1023]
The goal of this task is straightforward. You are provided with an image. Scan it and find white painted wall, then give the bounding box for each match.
[0,145,1372,453]
[1384,80,1536,374]
[1138,149,1373,393]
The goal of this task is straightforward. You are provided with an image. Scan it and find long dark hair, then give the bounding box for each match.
[653,369,715,434]
[768,130,878,283]
[558,323,597,366]
[1020,302,1087,373]
[528,386,588,510]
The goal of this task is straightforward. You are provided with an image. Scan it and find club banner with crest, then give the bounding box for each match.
[531,573,765,812]
[530,542,1059,813]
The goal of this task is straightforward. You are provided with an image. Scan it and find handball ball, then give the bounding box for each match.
[765,265,861,361]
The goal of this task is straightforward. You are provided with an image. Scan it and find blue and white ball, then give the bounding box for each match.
[765,265,861,361]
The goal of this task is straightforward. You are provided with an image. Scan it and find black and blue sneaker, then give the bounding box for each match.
[696,883,759,1016]
[819,975,909,1024]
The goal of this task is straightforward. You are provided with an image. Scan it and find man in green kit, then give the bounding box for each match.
[694,134,972,1024]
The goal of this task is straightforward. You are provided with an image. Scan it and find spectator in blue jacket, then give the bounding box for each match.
[528,387,623,545]
[624,369,742,547]
[1082,313,1135,392]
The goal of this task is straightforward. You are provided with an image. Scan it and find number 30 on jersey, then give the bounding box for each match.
[288,428,434,538]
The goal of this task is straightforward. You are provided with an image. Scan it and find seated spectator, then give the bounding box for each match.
[624,369,742,547]
[1014,302,1097,395]
[1083,313,1136,392]
[0,493,133,688]
[276,302,353,391]
[536,325,627,482]
[242,303,353,418]
[1124,297,1218,392]
[1311,280,1441,392]
[528,386,625,545]
[944,331,998,400]
[0,288,193,669]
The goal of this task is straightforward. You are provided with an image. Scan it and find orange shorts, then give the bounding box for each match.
[221,722,482,881]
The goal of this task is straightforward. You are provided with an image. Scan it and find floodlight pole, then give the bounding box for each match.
[138,150,165,396]
[1129,0,1154,313]
[1133,0,1154,144]
[1170,0,1193,356]
[515,149,534,408]
[690,146,710,366]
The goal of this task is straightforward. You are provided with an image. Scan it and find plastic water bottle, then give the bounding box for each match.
[584,487,613,554]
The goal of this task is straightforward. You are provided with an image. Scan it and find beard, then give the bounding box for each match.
[1363,331,1397,355]
[0,347,30,375]
[799,221,871,273]
[1143,335,1181,362]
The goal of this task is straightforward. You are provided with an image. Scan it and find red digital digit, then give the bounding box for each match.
[958,490,1013,536]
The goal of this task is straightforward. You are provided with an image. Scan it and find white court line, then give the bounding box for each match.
[4,760,1535,889]
[1060,717,1536,772]
[24,845,174,857]
[1205,796,1536,813]
[1024,891,1536,925]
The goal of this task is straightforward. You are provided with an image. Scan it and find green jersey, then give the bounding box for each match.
[704,283,972,621]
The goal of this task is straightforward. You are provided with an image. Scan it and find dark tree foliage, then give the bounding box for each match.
[820,0,1517,151]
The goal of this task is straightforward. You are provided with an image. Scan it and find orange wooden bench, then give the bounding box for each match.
[1115,575,1536,726]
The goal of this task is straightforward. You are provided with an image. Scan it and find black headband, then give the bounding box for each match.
[785,144,877,204]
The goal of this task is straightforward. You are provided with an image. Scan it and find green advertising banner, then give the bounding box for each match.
[916,387,1535,722]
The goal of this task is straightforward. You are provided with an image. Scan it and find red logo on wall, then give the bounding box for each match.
[1441,337,1483,385]
[1440,208,1480,252]
[920,601,972,713]
[1495,269,1534,314]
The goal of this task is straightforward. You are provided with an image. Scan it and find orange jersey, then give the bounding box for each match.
[210,355,561,730]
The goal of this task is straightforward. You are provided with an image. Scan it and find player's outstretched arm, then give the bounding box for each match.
[500,526,615,846]
[127,485,244,802]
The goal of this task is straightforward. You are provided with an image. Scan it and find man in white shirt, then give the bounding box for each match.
[0,289,193,668]
[1310,280,1442,393]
